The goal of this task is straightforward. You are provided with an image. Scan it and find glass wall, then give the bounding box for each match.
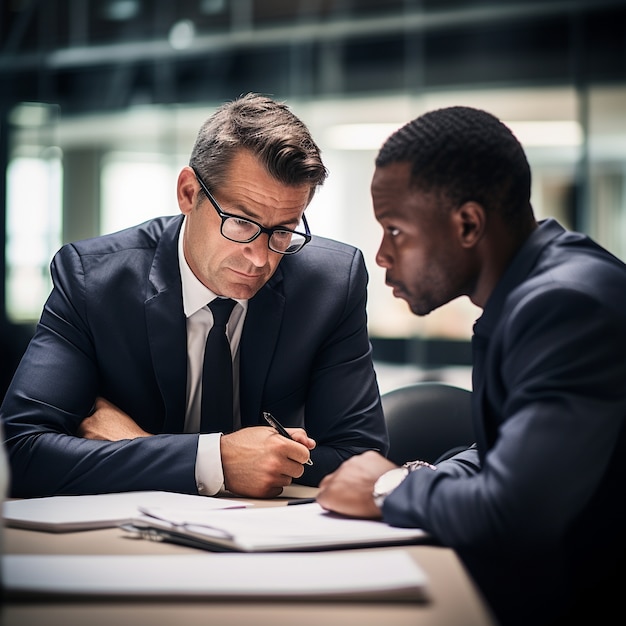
[100,154,180,235]
[5,85,626,339]
[5,154,62,322]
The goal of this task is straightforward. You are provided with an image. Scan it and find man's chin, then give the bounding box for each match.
[390,284,405,299]
[224,280,265,300]
[409,301,435,317]
[221,269,269,299]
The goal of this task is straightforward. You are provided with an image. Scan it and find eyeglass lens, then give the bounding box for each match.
[221,217,305,253]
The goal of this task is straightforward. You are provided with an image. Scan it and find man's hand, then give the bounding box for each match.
[220,426,316,498]
[316,450,396,519]
[78,397,153,441]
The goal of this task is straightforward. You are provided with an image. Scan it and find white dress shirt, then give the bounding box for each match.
[177,217,248,495]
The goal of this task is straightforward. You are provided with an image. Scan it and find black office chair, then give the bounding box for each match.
[381,381,474,466]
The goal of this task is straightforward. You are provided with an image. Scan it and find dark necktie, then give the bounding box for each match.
[201,298,236,434]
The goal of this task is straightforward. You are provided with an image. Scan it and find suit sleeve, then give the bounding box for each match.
[295,247,389,486]
[0,244,199,497]
[382,287,626,553]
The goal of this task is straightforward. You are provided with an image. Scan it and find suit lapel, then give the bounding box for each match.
[239,273,285,427]
[471,332,492,455]
[145,216,188,433]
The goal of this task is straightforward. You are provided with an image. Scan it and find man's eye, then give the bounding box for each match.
[388,227,401,237]
[272,230,292,242]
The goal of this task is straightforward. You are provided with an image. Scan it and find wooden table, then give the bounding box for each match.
[1,486,496,626]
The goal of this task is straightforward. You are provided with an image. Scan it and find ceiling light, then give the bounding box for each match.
[324,123,402,150]
[200,0,226,14]
[9,103,52,127]
[101,0,140,21]
[325,120,583,150]
[169,20,196,50]
[506,121,582,147]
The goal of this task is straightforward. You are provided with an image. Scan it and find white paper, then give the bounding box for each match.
[2,550,429,601]
[132,502,429,551]
[3,491,249,532]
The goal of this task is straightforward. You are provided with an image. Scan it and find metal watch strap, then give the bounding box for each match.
[403,459,438,472]
[373,459,438,509]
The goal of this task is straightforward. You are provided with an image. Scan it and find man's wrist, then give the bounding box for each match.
[372,460,437,509]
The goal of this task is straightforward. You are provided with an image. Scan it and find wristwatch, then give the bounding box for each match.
[372,460,437,509]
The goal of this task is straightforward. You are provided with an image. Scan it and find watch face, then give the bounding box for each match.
[374,467,409,497]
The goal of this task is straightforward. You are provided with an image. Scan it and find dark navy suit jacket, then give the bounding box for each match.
[382,219,626,625]
[1,215,387,497]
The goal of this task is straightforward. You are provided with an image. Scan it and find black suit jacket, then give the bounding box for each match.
[1,215,388,497]
[381,219,626,625]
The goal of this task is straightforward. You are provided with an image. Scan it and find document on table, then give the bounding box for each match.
[3,550,430,602]
[124,501,429,552]
[2,491,249,532]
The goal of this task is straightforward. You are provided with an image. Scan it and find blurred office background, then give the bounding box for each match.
[1,0,626,399]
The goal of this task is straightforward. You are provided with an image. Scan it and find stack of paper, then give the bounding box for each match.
[126,501,429,552]
[3,550,430,602]
[2,491,248,532]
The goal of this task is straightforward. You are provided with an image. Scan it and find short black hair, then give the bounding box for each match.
[376,106,533,225]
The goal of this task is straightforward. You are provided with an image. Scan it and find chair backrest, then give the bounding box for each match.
[381,381,474,465]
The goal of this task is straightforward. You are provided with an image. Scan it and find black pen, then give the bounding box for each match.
[263,411,313,466]
[287,497,317,506]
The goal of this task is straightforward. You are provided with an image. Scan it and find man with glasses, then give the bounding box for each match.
[1,93,388,499]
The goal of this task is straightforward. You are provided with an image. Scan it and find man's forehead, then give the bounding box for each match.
[372,161,412,187]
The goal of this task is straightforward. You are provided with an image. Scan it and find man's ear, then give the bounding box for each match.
[177,166,198,216]
[454,201,485,248]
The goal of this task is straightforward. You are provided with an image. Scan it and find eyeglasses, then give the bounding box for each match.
[192,167,311,255]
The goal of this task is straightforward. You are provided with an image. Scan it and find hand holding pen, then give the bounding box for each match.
[263,412,314,466]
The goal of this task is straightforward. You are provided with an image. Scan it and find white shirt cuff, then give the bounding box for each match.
[195,433,225,496]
